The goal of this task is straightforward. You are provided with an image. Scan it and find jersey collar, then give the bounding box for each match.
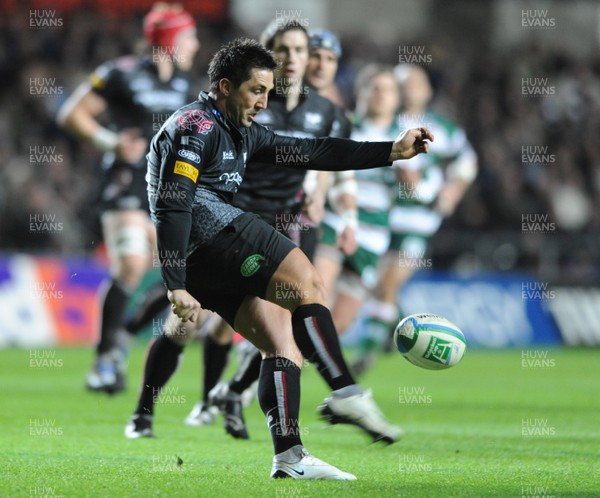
[198,91,247,141]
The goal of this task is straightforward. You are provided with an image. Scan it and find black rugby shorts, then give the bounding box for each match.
[185,212,296,326]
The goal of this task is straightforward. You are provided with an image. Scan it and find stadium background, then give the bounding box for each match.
[1,1,600,497]
[1,0,598,347]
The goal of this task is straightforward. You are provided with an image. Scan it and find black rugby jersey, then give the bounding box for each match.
[233,88,351,216]
[90,55,194,169]
[146,92,393,290]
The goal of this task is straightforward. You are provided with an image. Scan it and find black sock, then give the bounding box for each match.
[124,283,170,336]
[96,280,131,354]
[202,335,232,402]
[135,335,184,416]
[258,357,302,455]
[229,349,262,395]
[291,303,356,391]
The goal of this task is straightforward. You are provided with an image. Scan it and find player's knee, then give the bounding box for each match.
[211,319,235,345]
[164,318,194,346]
[303,268,328,306]
[107,224,151,285]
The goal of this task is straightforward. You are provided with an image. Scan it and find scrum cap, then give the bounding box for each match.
[143,3,196,49]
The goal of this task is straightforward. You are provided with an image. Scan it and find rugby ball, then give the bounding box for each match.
[394,313,466,370]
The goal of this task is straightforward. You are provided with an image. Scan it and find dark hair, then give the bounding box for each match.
[208,38,278,94]
[259,18,309,51]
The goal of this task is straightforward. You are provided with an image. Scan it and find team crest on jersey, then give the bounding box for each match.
[177,109,214,135]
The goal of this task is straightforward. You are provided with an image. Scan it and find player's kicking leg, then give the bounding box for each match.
[208,296,402,444]
[266,247,403,444]
[209,246,402,444]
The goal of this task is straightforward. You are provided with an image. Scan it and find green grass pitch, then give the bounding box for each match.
[1,344,599,497]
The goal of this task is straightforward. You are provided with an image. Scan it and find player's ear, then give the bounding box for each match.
[219,78,232,97]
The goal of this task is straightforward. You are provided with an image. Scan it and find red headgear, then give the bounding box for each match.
[143,5,196,49]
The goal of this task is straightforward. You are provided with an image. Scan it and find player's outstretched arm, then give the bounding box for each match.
[388,127,435,161]
[251,125,433,172]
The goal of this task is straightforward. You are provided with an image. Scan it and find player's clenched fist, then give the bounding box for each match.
[389,127,434,161]
[167,289,201,323]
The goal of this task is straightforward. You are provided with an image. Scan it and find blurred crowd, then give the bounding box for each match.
[1,6,599,283]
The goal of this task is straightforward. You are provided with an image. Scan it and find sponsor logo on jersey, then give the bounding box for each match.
[177,109,214,134]
[181,135,205,152]
[130,76,153,92]
[304,112,323,130]
[178,149,201,163]
[222,150,234,160]
[219,172,242,186]
[89,72,106,90]
[240,254,265,277]
[173,161,199,182]
[135,91,186,111]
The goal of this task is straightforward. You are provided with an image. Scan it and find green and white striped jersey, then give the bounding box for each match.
[391,111,477,235]
[323,117,399,256]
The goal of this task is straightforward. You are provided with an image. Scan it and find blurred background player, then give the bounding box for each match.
[306,29,346,106]
[352,63,478,374]
[304,29,358,260]
[314,64,400,350]
[57,3,200,393]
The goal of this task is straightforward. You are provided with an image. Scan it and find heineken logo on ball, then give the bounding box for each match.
[423,337,454,365]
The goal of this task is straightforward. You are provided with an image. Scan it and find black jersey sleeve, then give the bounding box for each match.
[249,124,392,171]
[152,129,203,290]
[88,59,128,102]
